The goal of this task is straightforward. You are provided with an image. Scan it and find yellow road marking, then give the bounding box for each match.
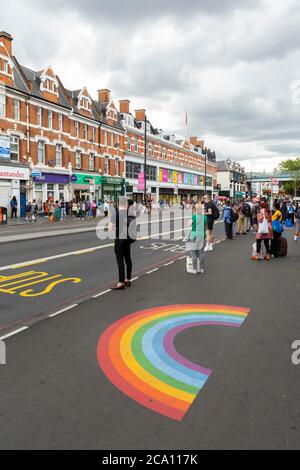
[0,270,82,297]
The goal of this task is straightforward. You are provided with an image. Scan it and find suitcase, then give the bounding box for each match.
[278,236,288,257]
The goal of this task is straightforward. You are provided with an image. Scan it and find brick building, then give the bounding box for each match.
[0,31,217,216]
[119,101,218,205]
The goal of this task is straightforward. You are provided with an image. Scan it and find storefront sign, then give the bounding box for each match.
[33,173,70,184]
[0,135,10,159]
[0,165,30,180]
[138,173,145,191]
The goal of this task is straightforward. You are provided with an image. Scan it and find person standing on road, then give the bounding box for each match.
[223,200,234,240]
[203,194,216,252]
[294,202,300,243]
[236,199,247,235]
[110,197,136,290]
[271,202,283,257]
[187,203,207,274]
[10,196,18,218]
[252,202,273,261]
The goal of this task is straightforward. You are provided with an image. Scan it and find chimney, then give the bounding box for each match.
[0,31,13,56]
[135,109,146,121]
[98,89,111,104]
[119,99,130,114]
[197,140,204,149]
[190,136,198,146]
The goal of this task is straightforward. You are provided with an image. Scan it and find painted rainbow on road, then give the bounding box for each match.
[97,304,249,421]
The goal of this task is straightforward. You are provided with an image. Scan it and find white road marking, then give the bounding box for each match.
[49,304,78,318]
[164,261,175,266]
[92,289,112,299]
[0,219,224,273]
[146,268,159,274]
[131,277,139,282]
[0,326,29,341]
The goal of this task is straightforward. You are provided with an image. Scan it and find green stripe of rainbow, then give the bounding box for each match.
[97,304,249,421]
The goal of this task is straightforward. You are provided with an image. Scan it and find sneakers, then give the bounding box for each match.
[204,244,213,252]
[294,236,298,243]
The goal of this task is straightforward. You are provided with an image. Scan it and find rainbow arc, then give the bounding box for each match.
[97,304,249,421]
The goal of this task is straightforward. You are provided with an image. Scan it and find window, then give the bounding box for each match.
[115,158,119,176]
[134,138,138,152]
[3,59,9,74]
[14,99,20,121]
[91,127,95,142]
[38,141,45,164]
[107,132,112,147]
[10,135,19,161]
[127,137,131,151]
[55,144,62,166]
[103,131,107,146]
[75,121,79,138]
[104,156,109,174]
[0,94,6,117]
[48,110,53,129]
[84,124,88,140]
[75,150,82,169]
[37,107,42,127]
[58,114,63,132]
[126,162,156,181]
[89,153,95,171]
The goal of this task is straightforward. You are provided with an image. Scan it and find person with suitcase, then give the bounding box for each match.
[251,202,272,261]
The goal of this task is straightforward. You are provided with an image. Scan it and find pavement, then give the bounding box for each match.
[0,227,299,449]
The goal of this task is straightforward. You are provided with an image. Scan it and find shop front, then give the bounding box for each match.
[72,174,125,203]
[100,176,126,203]
[33,172,71,211]
[0,160,30,217]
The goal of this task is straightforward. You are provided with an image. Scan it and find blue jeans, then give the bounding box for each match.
[190,247,205,271]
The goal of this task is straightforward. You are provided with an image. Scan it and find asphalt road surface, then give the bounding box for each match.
[0,225,299,450]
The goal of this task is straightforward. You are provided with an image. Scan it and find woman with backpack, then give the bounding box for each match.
[251,202,273,261]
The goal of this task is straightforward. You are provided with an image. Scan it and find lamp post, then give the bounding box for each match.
[144,114,147,205]
[204,148,207,194]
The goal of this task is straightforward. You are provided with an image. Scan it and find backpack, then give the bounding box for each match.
[211,204,220,221]
[242,203,252,217]
[26,203,32,212]
[230,209,239,223]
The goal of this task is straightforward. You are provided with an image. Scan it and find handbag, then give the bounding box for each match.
[186,256,195,274]
[272,219,283,233]
[258,217,269,235]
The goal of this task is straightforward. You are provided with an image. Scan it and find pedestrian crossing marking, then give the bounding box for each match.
[0,271,82,297]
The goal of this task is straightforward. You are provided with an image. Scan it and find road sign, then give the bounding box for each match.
[31,169,42,178]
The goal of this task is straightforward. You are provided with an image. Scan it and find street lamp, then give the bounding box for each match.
[144,114,147,205]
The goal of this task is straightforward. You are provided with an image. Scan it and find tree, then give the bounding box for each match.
[278,158,300,197]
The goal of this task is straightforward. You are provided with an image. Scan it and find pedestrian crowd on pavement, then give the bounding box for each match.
[221,196,300,260]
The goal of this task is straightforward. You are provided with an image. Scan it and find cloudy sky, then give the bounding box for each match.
[2,0,300,170]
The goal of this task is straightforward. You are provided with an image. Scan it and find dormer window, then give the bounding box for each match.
[80,97,91,111]
[108,109,117,120]
[2,59,8,74]
[40,72,59,96]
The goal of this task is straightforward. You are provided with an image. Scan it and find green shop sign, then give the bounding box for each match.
[73,174,125,186]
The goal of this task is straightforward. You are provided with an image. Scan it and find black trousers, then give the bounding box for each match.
[114,240,132,283]
[256,238,270,254]
[224,221,233,239]
[11,207,17,218]
[271,232,281,257]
